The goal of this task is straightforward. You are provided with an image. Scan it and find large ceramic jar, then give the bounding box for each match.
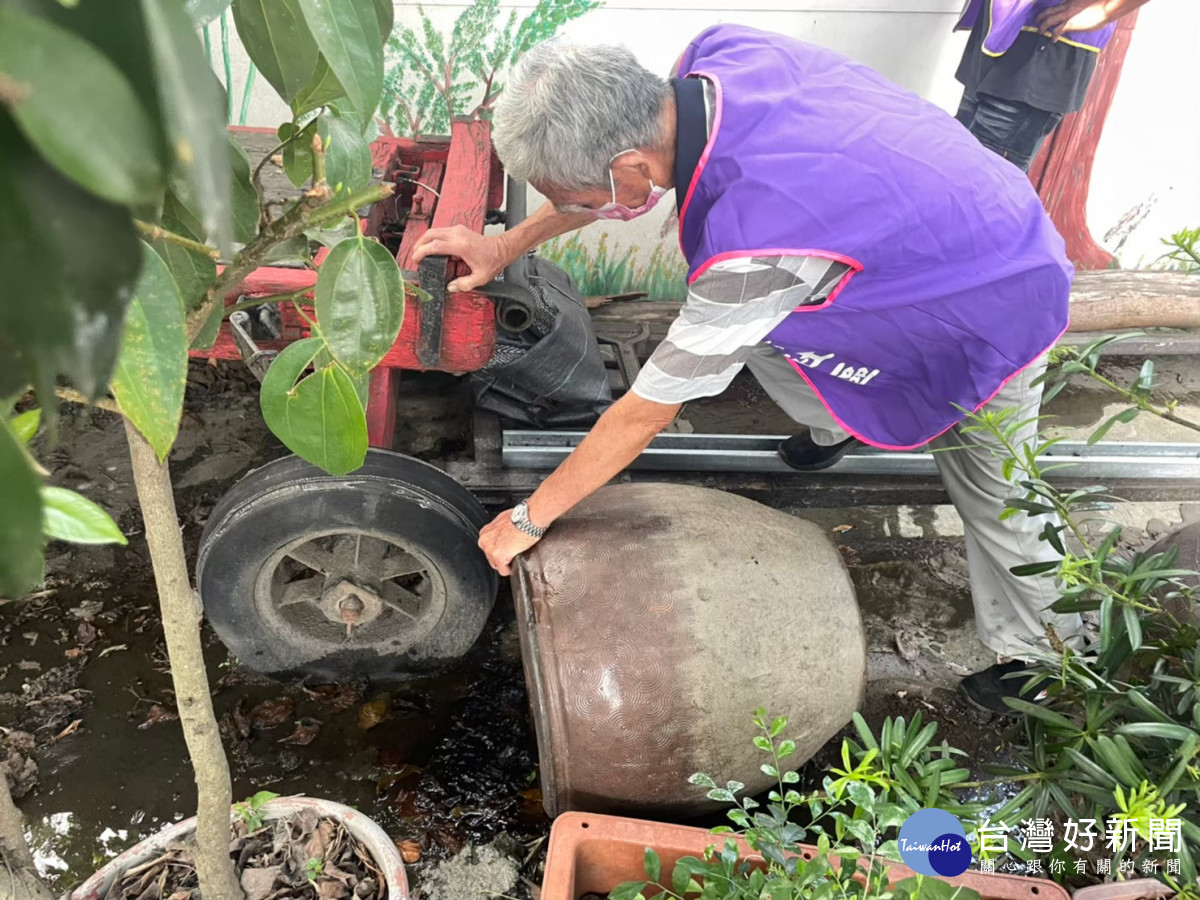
[513,483,866,817]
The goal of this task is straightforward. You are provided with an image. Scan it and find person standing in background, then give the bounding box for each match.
[954,0,1151,172]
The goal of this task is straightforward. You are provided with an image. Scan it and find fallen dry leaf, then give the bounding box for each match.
[64,648,85,660]
[278,718,321,745]
[357,698,389,731]
[309,682,364,714]
[139,704,180,730]
[249,697,295,730]
[76,621,97,646]
[51,719,82,742]
[395,840,421,864]
[831,524,854,533]
[240,864,281,900]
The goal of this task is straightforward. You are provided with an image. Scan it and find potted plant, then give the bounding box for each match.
[541,709,1071,900]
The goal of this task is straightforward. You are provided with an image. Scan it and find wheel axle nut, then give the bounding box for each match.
[338,595,366,624]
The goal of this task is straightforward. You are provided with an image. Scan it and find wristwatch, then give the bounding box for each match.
[510,500,547,539]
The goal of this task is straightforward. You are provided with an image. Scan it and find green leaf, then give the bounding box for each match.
[1087,406,1140,445]
[609,881,648,900]
[139,0,232,252]
[228,134,259,244]
[151,224,217,313]
[293,55,345,116]
[11,409,40,445]
[314,235,404,375]
[186,0,233,26]
[0,6,163,205]
[643,848,660,884]
[705,788,736,804]
[769,716,787,738]
[111,243,188,461]
[323,114,372,192]
[0,117,141,403]
[373,0,393,41]
[1115,722,1198,742]
[295,0,383,129]
[42,487,127,545]
[191,303,225,351]
[232,0,320,106]
[0,419,44,598]
[259,340,368,475]
[687,773,717,789]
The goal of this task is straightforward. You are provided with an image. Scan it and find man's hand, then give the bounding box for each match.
[478,510,541,576]
[413,225,509,293]
[1034,0,1138,38]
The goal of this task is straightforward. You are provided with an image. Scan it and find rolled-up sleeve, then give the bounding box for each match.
[630,254,851,404]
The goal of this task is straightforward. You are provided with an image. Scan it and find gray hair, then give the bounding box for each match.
[493,38,672,192]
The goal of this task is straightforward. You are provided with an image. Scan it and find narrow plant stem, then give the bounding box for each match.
[123,419,244,900]
[1082,368,1200,432]
[134,220,219,260]
[311,131,327,188]
[239,63,258,126]
[220,10,234,123]
[956,773,1043,789]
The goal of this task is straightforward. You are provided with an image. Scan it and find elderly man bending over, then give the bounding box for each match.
[413,24,1087,714]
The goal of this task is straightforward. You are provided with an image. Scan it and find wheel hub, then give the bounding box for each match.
[261,531,440,650]
[317,578,384,633]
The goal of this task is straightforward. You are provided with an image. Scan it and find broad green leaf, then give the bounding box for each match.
[259,339,368,475]
[111,243,188,461]
[11,409,40,445]
[373,0,393,41]
[228,133,259,243]
[295,0,383,129]
[186,0,233,26]
[139,0,232,252]
[0,7,163,205]
[42,487,127,545]
[233,0,319,106]
[293,56,346,116]
[283,115,370,192]
[191,303,225,351]
[151,221,217,313]
[643,848,660,884]
[0,419,43,598]
[315,235,404,375]
[323,114,372,192]
[609,882,648,900]
[0,117,140,403]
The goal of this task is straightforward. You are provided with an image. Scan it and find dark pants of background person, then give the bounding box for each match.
[955,93,1063,173]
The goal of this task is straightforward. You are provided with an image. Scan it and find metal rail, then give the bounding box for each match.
[502,431,1200,481]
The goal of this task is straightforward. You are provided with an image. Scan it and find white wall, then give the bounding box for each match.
[216,0,1197,271]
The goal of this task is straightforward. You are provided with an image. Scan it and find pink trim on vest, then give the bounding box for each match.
[677,69,723,245]
[784,325,1068,451]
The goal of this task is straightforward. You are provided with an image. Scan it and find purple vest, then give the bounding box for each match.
[956,0,1117,54]
[676,24,1072,449]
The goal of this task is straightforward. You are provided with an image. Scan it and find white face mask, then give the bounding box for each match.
[565,150,669,221]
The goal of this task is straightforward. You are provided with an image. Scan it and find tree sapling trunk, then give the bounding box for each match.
[124,418,244,900]
[0,770,53,900]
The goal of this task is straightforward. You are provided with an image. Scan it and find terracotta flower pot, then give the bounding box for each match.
[541,812,1072,900]
[70,796,409,900]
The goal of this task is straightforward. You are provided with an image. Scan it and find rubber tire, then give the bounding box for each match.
[196,450,497,682]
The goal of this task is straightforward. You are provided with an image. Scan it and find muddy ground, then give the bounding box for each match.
[2,355,1197,897]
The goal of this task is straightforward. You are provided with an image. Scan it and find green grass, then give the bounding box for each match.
[539,232,688,301]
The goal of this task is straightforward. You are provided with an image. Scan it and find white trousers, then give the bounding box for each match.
[745,344,1087,660]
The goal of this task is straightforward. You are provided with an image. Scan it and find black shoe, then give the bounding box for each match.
[777,433,860,471]
[958,660,1047,715]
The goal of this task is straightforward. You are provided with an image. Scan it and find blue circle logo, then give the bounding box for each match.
[897,809,971,877]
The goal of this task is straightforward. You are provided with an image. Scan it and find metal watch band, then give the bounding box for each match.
[511,500,547,539]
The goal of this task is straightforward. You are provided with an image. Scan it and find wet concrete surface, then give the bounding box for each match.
[2,353,1197,896]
